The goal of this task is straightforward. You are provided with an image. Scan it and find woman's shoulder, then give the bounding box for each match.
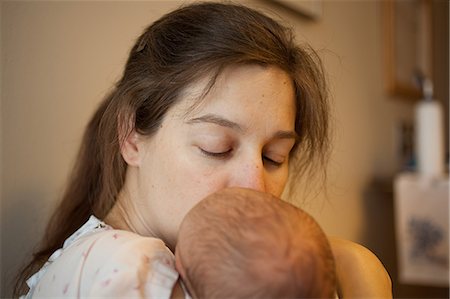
[77,228,167,250]
[61,223,174,273]
[76,228,173,264]
[63,215,170,258]
[78,229,177,297]
[29,224,176,298]
[329,237,392,298]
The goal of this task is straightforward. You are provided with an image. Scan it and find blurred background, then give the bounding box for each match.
[1,1,448,298]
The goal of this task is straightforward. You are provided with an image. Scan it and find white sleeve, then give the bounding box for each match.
[85,232,179,299]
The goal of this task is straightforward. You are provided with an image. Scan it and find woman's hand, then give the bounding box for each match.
[329,237,392,298]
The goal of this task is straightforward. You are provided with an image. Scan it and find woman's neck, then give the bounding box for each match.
[103,196,133,231]
[104,187,158,238]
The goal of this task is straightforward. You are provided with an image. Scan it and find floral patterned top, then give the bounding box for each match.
[21,215,179,298]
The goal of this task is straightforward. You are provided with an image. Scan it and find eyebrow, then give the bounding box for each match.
[273,130,300,142]
[187,114,243,132]
[187,113,299,141]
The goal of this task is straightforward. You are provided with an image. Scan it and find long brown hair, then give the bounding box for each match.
[14,2,329,296]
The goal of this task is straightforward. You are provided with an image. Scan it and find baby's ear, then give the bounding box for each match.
[174,248,187,279]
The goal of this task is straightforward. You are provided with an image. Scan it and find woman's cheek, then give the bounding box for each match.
[175,150,227,203]
[267,167,290,197]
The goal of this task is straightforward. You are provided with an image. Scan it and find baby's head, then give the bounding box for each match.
[175,188,336,299]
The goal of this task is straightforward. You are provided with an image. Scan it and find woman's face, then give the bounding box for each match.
[129,65,296,248]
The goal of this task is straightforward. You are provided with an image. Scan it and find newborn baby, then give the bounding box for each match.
[174,187,337,299]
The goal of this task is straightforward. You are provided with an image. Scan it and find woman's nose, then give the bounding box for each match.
[229,159,266,192]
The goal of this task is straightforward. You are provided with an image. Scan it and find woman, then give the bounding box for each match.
[14,2,391,298]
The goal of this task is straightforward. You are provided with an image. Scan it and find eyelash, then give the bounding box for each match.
[200,148,284,167]
[199,148,232,159]
[263,157,283,167]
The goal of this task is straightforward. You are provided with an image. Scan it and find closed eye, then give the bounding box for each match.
[263,156,284,167]
[199,148,233,159]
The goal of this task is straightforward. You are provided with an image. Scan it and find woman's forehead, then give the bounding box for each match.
[170,64,295,123]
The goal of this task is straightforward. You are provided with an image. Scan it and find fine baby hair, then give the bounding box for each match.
[175,188,337,299]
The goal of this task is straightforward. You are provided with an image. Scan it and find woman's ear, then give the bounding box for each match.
[118,112,144,167]
[120,130,142,167]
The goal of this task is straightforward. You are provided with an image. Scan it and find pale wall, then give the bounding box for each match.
[286,1,415,237]
[1,1,414,296]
